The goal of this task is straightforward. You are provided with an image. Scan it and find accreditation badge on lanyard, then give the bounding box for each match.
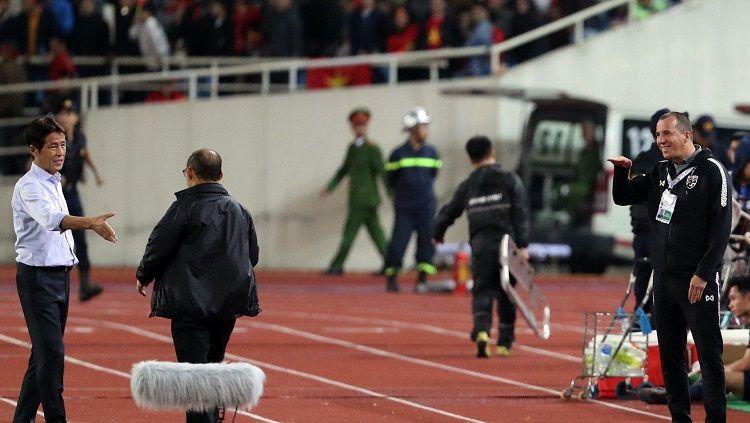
[656,166,696,224]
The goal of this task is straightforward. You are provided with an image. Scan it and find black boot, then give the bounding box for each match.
[386,275,400,292]
[497,323,515,349]
[78,269,103,302]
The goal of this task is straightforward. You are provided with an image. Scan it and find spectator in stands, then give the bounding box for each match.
[0,42,27,118]
[129,1,170,70]
[386,6,418,53]
[633,0,668,20]
[232,0,262,56]
[15,0,55,56]
[204,0,233,56]
[694,115,731,169]
[487,0,513,34]
[300,0,344,57]
[417,0,461,50]
[180,0,210,56]
[461,3,494,76]
[70,0,110,58]
[49,36,76,80]
[156,0,187,50]
[347,0,387,55]
[261,0,303,57]
[49,0,74,38]
[114,0,140,56]
[0,0,14,42]
[145,80,188,102]
[508,0,547,64]
[404,0,427,23]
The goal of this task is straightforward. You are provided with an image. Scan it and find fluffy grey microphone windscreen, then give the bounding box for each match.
[131,361,265,412]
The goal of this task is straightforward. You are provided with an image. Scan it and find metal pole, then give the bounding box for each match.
[388,60,397,86]
[111,65,119,107]
[289,65,298,91]
[429,62,439,82]
[188,74,198,101]
[80,84,90,115]
[627,0,637,22]
[90,82,99,109]
[490,45,502,75]
[573,20,585,44]
[261,67,270,94]
[210,63,219,99]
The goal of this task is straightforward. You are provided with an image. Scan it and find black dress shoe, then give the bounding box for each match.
[637,387,668,404]
[79,285,103,302]
[322,267,343,276]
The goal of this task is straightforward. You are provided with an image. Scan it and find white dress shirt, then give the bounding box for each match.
[12,163,78,266]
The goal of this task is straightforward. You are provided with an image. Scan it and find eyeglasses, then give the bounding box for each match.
[182,167,188,176]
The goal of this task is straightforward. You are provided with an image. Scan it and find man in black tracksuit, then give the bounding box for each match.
[433,136,530,358]
[136,149,260,423]
[629,108,670,317]
[611,112,731,423]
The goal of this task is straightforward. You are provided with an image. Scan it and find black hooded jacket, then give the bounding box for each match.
[136,183,260,320]
[629,142,663,235]
[613,149,731,281]
[433,164,529,248]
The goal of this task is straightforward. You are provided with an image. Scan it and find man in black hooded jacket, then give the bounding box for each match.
[433,136,530,358]
[136,149,260,423]
[611,112,731,423]
[628,108,670,317]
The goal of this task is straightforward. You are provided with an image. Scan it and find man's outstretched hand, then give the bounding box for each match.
[91,212,117,243]
[607,156,633,168]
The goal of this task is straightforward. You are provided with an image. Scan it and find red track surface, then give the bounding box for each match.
[0,267,742,422]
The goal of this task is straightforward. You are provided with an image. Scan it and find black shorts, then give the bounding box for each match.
[744,371,750,401]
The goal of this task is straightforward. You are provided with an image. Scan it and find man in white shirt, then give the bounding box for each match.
[128,2,170,71]
[11,116,117,423]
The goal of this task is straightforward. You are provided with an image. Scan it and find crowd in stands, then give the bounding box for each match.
[0,0,681,75]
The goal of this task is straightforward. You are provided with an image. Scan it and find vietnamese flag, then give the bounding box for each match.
[307,64,372,90]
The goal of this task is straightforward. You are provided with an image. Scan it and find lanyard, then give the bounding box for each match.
[666,166,696,191]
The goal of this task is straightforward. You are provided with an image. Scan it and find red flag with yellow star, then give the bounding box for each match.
[307,65,372,90]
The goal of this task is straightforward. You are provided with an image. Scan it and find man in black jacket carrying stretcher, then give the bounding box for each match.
[610,112,731,423]
[433,136,530,358]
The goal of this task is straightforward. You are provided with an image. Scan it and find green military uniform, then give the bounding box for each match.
[326,139,389,271]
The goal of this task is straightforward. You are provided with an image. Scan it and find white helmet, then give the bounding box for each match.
[402,107,431,131]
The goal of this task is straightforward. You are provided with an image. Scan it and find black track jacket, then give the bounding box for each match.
[613,149,732,281]
[137,183,260,320]
[433,164,529,248]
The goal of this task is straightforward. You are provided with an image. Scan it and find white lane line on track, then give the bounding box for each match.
[241,321,670,422]
[0,332,277,423]
[0,396,45,418]
[69,316,486,423]
[279,310,580,363]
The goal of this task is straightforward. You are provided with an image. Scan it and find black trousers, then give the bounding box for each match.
[470,234,516,348]
[632,232,654,315]
[14,263,70,423]
[654,270,725,423]
[171,318,237,423]
[62,185,90,272]
[384,205,435,275]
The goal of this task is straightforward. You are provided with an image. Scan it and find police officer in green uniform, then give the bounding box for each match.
[321,108,389,275]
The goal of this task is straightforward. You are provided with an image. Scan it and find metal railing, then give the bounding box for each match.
[0,0,636,116]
